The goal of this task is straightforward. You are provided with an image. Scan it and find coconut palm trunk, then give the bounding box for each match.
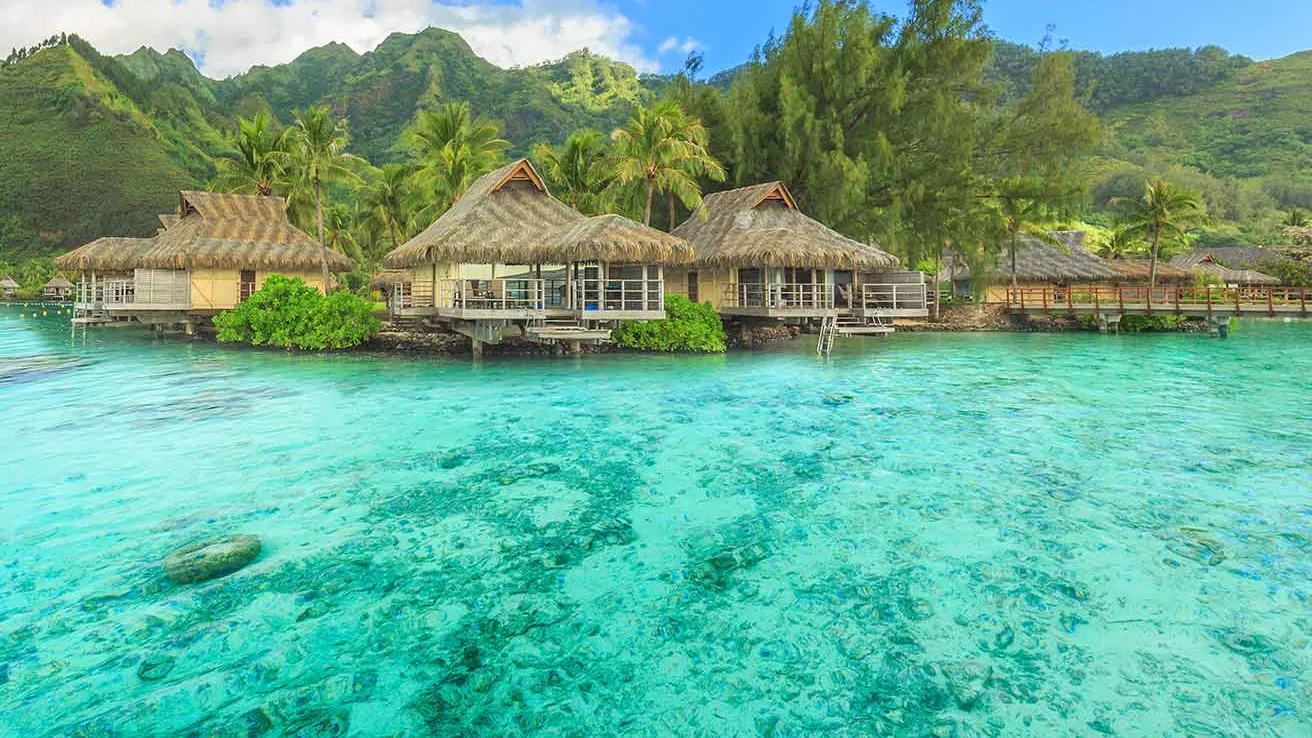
[315,173,328,293]
[643,178,656,226]
[1148,224,1161,289]
[1010,232,1019,289]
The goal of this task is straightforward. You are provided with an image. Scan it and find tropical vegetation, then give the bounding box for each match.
[212,274,379,350]
[2,2,1309,279]
[611,295,727,353]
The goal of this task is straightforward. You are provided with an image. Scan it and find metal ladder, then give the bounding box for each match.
[817,314,837,356]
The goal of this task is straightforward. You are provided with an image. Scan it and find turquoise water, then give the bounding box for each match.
[1,305,1310,737]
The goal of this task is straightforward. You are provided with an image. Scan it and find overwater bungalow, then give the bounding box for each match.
[56,191,351,329]
[939,232,1120,302]
[383,159,687,350]
[1,276,17,298]
[667,182,928,331]
[42,276,74,300]
[1169,252,1280,287]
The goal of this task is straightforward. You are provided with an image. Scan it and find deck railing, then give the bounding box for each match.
[998,285,1312,316]
[723,282,834,310]
[78,272,190,308]
[575,278,664,313]
[390,281,435,310]
[441,279,547,312]
[858,283,931,312]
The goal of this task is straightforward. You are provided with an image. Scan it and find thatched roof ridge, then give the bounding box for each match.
[44,276,74,289]
[940,233,1120,283]
[384,160,584,268]
[1,276,19,289]
[536,214,695,265]
[180,191,288,221]
[673,182,899,269]
[55,193,351,272]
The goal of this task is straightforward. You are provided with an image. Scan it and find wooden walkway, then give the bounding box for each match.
[996,286,1312,319]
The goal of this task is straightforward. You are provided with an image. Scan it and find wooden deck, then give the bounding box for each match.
[996,286,1312,319]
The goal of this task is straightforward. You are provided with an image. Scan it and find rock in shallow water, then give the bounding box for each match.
[163,534,261,584]
[137,653,175,681]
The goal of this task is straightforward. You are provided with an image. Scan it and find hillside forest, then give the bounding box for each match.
[3,0,1312,291]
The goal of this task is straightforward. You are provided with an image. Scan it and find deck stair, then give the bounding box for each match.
[818,314,895,356]
[525,317,612,343]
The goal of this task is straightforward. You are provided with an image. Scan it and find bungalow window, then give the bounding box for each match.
[687,272,699,303]
[240,270,257,301]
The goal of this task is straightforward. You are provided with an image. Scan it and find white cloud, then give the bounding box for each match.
[657,35,702,56]
[0,0,662,78]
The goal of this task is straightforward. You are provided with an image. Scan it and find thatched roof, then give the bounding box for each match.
[384,160,583,268]
[54,237,157,271]
[44,276,74,289]
[1168,253,1280,284]
[55,192,351,272]
[1106,256,1195,283]
[1,276,19,289]
[158,213,179,231]
[1184,246,1285,271]
[535,214,695,265]
[672,182,898,269]
[940,232,1120,284]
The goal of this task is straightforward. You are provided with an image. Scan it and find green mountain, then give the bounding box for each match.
[3,29,1311,263]
[0,29,650,260]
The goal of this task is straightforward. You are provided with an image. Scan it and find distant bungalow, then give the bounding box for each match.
[668,182,929,341]
[1,275,18,298]
[384,159,691,351]
[940,232,1122,301]
[1170,250,1280,287]
[56,191,351,330]
[42,275,74,300]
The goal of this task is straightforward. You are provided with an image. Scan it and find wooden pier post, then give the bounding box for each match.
[1267,287,1275,317]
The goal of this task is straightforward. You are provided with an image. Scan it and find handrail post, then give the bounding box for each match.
[1093,289,1100,317]
[1145,285,1152,316]
[1117,285,1124,314]
[1206,286,1213,321]
[1019,288,1025,311]
[1042,286,1048,313]
[1067,285,1073,314]
[1267,286,1274,317]
[1174,285,1180,314]
[1234,287,1241,316]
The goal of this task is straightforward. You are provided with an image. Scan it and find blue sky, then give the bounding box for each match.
[4,0,1312,78]
[632,0,1312,74]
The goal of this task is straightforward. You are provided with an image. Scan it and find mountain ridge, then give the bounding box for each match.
[1,29,1310,262]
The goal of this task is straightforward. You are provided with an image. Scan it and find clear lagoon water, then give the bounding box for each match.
[1,303,1310,737]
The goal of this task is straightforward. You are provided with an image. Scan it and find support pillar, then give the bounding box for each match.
[471,338,484,357]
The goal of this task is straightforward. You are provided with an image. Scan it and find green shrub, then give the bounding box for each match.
[1121,314,1188,332]
[213,274,379,350]
[611,294,726,353]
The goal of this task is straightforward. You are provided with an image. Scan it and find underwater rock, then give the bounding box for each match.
[163,534,261,584]
[1166,528,1226,567]
[239,707,274,736]
[136,653,175,681]
[944,661,992,710]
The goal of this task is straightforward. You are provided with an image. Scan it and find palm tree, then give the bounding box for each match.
[611,101,725,227]
[1111,179,1208,288]
[530,130,612,215]
[407,102,509,213]
[996,195,1058,289]
[284,106,360,290]
[1282,208,1308,228]
[359,163,420,251]
[214,110,287,196]
[1100,225,1145,259]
